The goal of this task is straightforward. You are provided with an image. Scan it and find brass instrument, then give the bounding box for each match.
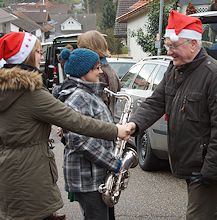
[98,88,138,207]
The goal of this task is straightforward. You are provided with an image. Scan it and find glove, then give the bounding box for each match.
[114,159,122,174]
[190,172,210,185]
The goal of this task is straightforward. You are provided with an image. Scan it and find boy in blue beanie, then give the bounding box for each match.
[57,48,121,220]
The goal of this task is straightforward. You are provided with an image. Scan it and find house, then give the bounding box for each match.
[0,8,17,36]
[15,11,53,41]
[116,0,150,61]
[8,1,94,41]
[0,8,45,41]
[39,1,71,14]
[116,0,213,61]
[11,12,43,41]
[50,13,96,37]
[11,1,71,15]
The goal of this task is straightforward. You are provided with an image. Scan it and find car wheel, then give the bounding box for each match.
[136,131,160,171]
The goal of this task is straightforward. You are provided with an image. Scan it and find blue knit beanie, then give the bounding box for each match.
[60,48,99,78]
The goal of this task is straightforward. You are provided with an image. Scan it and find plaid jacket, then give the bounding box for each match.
[59,77,120,192]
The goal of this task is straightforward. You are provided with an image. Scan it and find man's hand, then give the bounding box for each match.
[126,122,137,135]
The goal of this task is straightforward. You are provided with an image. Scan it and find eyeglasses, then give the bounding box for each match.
[35,49,44,56]
[164,40,189,51]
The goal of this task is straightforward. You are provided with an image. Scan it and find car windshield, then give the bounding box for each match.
[109,62,136,78]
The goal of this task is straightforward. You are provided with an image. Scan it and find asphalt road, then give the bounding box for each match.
[51,126,187,220]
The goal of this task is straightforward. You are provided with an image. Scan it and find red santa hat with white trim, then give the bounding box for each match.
[164,10,202,42]
[0,32,37,64]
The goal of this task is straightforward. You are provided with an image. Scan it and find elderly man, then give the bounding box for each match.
[127,10,217,219]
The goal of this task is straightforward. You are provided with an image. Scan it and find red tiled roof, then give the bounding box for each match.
[130,0,149,9]
[21,11,50,23]
[11,2,69,15]
[116,0,151,23]
[36,0,53,8]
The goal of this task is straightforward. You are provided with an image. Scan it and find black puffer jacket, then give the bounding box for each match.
[130,49,217,180]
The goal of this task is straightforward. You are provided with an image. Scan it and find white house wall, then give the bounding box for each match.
[4,23,43,41]
[0,23,18,33]
[35,29,42,38]
[0,24,4,33]
[127,13,149,61]
[9,23,19,32]
[61,18,82,31]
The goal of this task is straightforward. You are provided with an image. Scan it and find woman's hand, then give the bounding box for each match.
[57,127,63,138]
[116,122,136,140]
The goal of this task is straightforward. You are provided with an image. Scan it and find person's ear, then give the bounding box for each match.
[190,40,198,52]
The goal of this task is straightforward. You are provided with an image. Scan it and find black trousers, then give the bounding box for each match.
[74,191,115,220]
[186,180,217,220]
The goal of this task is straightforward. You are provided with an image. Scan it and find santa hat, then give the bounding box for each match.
[0,32,37,64]
[164,10,202,42]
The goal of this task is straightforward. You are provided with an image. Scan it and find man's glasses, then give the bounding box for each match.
[164,40,189,51]
[35,49,44,56]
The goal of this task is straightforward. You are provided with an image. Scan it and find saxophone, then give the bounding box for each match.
[98,88,139,207]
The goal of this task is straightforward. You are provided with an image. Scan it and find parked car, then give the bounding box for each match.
[41,34,81,92]
[114,56,172,171]
[40,42,53,73]
[107,57,136,79]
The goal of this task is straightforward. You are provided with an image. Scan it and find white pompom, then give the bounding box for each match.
[169,33,179,42]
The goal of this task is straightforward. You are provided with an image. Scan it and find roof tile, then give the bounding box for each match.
[114,0,138,37]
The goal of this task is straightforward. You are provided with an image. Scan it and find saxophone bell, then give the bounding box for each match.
[121,147,138,170]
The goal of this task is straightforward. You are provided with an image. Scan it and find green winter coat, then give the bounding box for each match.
[0,66,117,220]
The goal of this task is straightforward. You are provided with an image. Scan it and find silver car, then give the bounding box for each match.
[114,56,172,171]
[107,57,137,79]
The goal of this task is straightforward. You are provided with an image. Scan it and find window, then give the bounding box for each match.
[202,23,217,59]
[121,63,143,88]
[109,62,136,78]
[152,65,167,90]
[132,64,157,90]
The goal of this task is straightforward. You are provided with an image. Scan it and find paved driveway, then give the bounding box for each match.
[51,126,187,220]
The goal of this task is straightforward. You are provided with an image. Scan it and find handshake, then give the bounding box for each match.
[116,122,137,141]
